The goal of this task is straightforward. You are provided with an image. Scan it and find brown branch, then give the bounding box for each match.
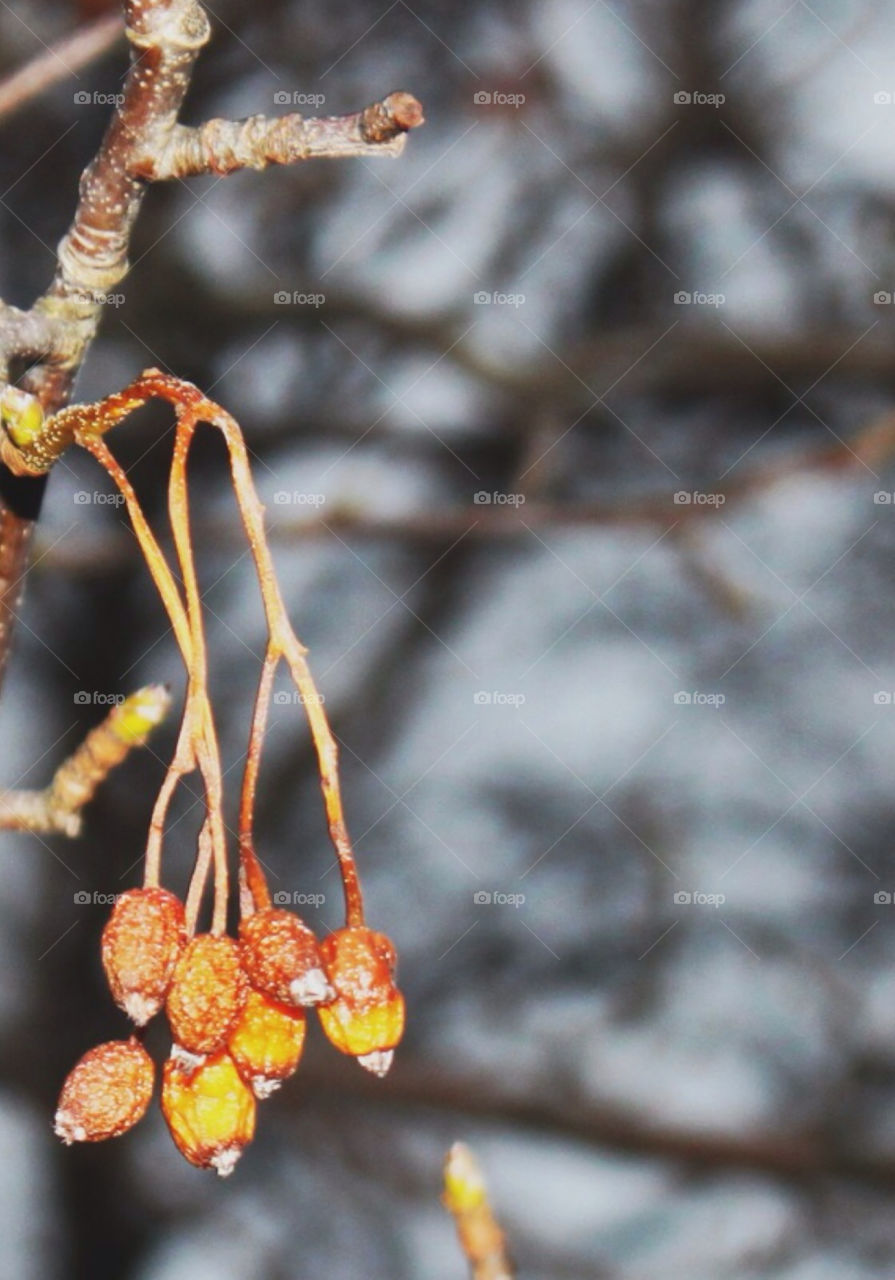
[141,92,423,178]
[0,685,170,835]
[0,12,124,122]
[0,0,423,696]
[443,1143,515,1280]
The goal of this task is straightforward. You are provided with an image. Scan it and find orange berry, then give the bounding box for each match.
[227,987,306,1097]
[166,934,247,1055]
[161,1051,256,1176]
[55,1037,154,1144]
[318,927,405,1075]
[239,908,333,1007]
[102,887,186,1025]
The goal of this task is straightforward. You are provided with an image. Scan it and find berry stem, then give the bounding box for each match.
[238,645,276,913]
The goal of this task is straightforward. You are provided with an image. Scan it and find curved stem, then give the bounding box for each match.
[168,419,229,934]
[238,645,277,914]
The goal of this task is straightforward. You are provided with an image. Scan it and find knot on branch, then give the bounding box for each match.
[125,0,210,51]
[361,92,424,142]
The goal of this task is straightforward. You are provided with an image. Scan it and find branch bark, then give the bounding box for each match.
[0,0,422,691]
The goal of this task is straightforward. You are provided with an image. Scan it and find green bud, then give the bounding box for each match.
[1,386,45,447]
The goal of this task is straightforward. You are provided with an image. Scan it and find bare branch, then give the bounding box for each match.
[143,92,424,178]
[0,685,170,836]
[0,12,124,122]
[443,1144,515,1280]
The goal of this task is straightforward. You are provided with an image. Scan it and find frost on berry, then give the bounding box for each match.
[165,934,247,1055]
[161,1050,256,1176]
[317,927,404,1073]
[102,887,187,1025]
[227,987,306,1098]
[55,1038,154,1144]
[239,908,333,1007]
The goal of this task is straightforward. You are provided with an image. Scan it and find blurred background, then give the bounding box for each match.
[4,0,895,1276]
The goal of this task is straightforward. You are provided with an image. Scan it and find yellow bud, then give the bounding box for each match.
[1,386,45,447]
[112,685,171,745]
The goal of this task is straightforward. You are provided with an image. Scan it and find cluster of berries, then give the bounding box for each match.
[54,888,404,1175]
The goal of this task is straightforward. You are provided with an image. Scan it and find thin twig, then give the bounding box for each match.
[0,13,124,122]
[0,685,170,835]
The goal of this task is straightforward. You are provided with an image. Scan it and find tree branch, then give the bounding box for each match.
[0,0,423,694]
[0,12,124,122]
[0,685,170,836]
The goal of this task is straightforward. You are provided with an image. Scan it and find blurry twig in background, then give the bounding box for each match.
[0,684,169,835]
[443,1142,514,1280]
[0,12,123,122]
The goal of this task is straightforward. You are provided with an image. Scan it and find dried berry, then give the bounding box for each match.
[102,887,186,1025]
[318,926,405,1075]
[239,908,333,1007]
[55,1038,154,1144]
[166,933,247,1055]
[227,987,306,1097]
[161,1050,256,1176]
